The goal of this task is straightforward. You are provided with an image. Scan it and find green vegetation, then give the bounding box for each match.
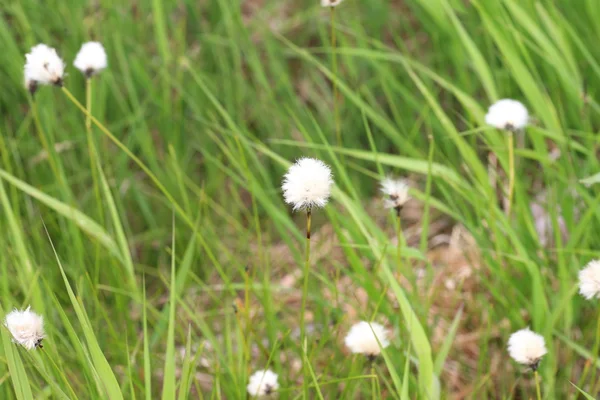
[1,0,600,398]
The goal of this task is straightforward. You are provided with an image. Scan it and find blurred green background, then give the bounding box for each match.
[1,0,600,398]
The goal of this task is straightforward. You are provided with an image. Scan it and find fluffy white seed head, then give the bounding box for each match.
[507,328,547,369]
[282,157,333,211]
[579,260,600,300]
[344,321,390,357]
[485,99,529,131]
[247,369,279,397]
[380,178,410,209]
[24,44,65,88]
[321,0,344,6]
[4,306,45,350]
[74,42,108,77]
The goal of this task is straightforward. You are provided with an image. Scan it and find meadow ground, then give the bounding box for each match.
[1,0,600,398]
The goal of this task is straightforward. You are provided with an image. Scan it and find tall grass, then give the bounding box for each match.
[0,0,599,398]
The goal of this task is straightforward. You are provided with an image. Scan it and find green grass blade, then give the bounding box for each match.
[1,325,33,400]
[0,168,123,263]
[161,217,177,400]
[44,225,124,400]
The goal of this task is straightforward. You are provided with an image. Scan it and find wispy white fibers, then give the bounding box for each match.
[344,321,390,357]
[74,42,108,77]
[24,44,65,90]
[485,99,529,131]
[321,0,344,6]
[4,306,45,350]
[579,260,600,300]
[507,328,547,369]
[380,177,410,210]
[282,157,333,211]
[247,369,279,397]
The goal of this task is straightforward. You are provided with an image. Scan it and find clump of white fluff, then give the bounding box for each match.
[73,42,108,77]
[507,328,547,370]
[24,44,65,89]
[282,157,333,211]
[485,99,529,131]
[579,260,600,300]
[380,178,410,210]
[4,306,45,350]
[344,321,390,358]
[321,0,344,6]
[247,369,279,397]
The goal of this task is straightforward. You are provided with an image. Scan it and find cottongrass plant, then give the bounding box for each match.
[247,369,279,398]
[24,43,65,93]
[321,0,344,150]
[73,42,107,78]
[4,307,45,350]
[73,42,107,133]
[485,99,528,217]
[508,328,547,400]
[23,44,66,187]
[345,321,389,398]
[577,260,600,388]
[578,260,600,300]
[59,42,109,139]
[282,157,333,394]
[73,41,108,222]
[73,41,108,144]
[344,321,390,360]
[380,178,410,276]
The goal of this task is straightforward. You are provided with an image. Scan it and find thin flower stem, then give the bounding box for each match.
[330,7,341,150]
[578,307,600,391]
[396,207,403,276]
[242,265,251,372]
[590,309,600,389]
[371,363,377,400]
[534,370,542,400]
[85,78,92,133]
[28,96,62,186]
[507,130,515,217]
[85,78,105,291]
[300,208,312,398]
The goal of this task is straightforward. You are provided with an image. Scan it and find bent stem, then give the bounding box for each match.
[330,7,341,150]
[507,130,515,217]
[61,87,190,225]
[300,208,312,398]
[396,206,414,289]
[534,370,542,400]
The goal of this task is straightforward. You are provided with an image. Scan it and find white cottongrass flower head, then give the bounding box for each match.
[4,306,45,350]
[247,369,279,397]
[507,328,547,370]
[578,259,600,300]
[380,177,410,210]
[485,99,529,131]
[344,321,390,358]
[321,0,344,7]
[24,44,65,90]
[282,157,333,211]
[74,42,108,77]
